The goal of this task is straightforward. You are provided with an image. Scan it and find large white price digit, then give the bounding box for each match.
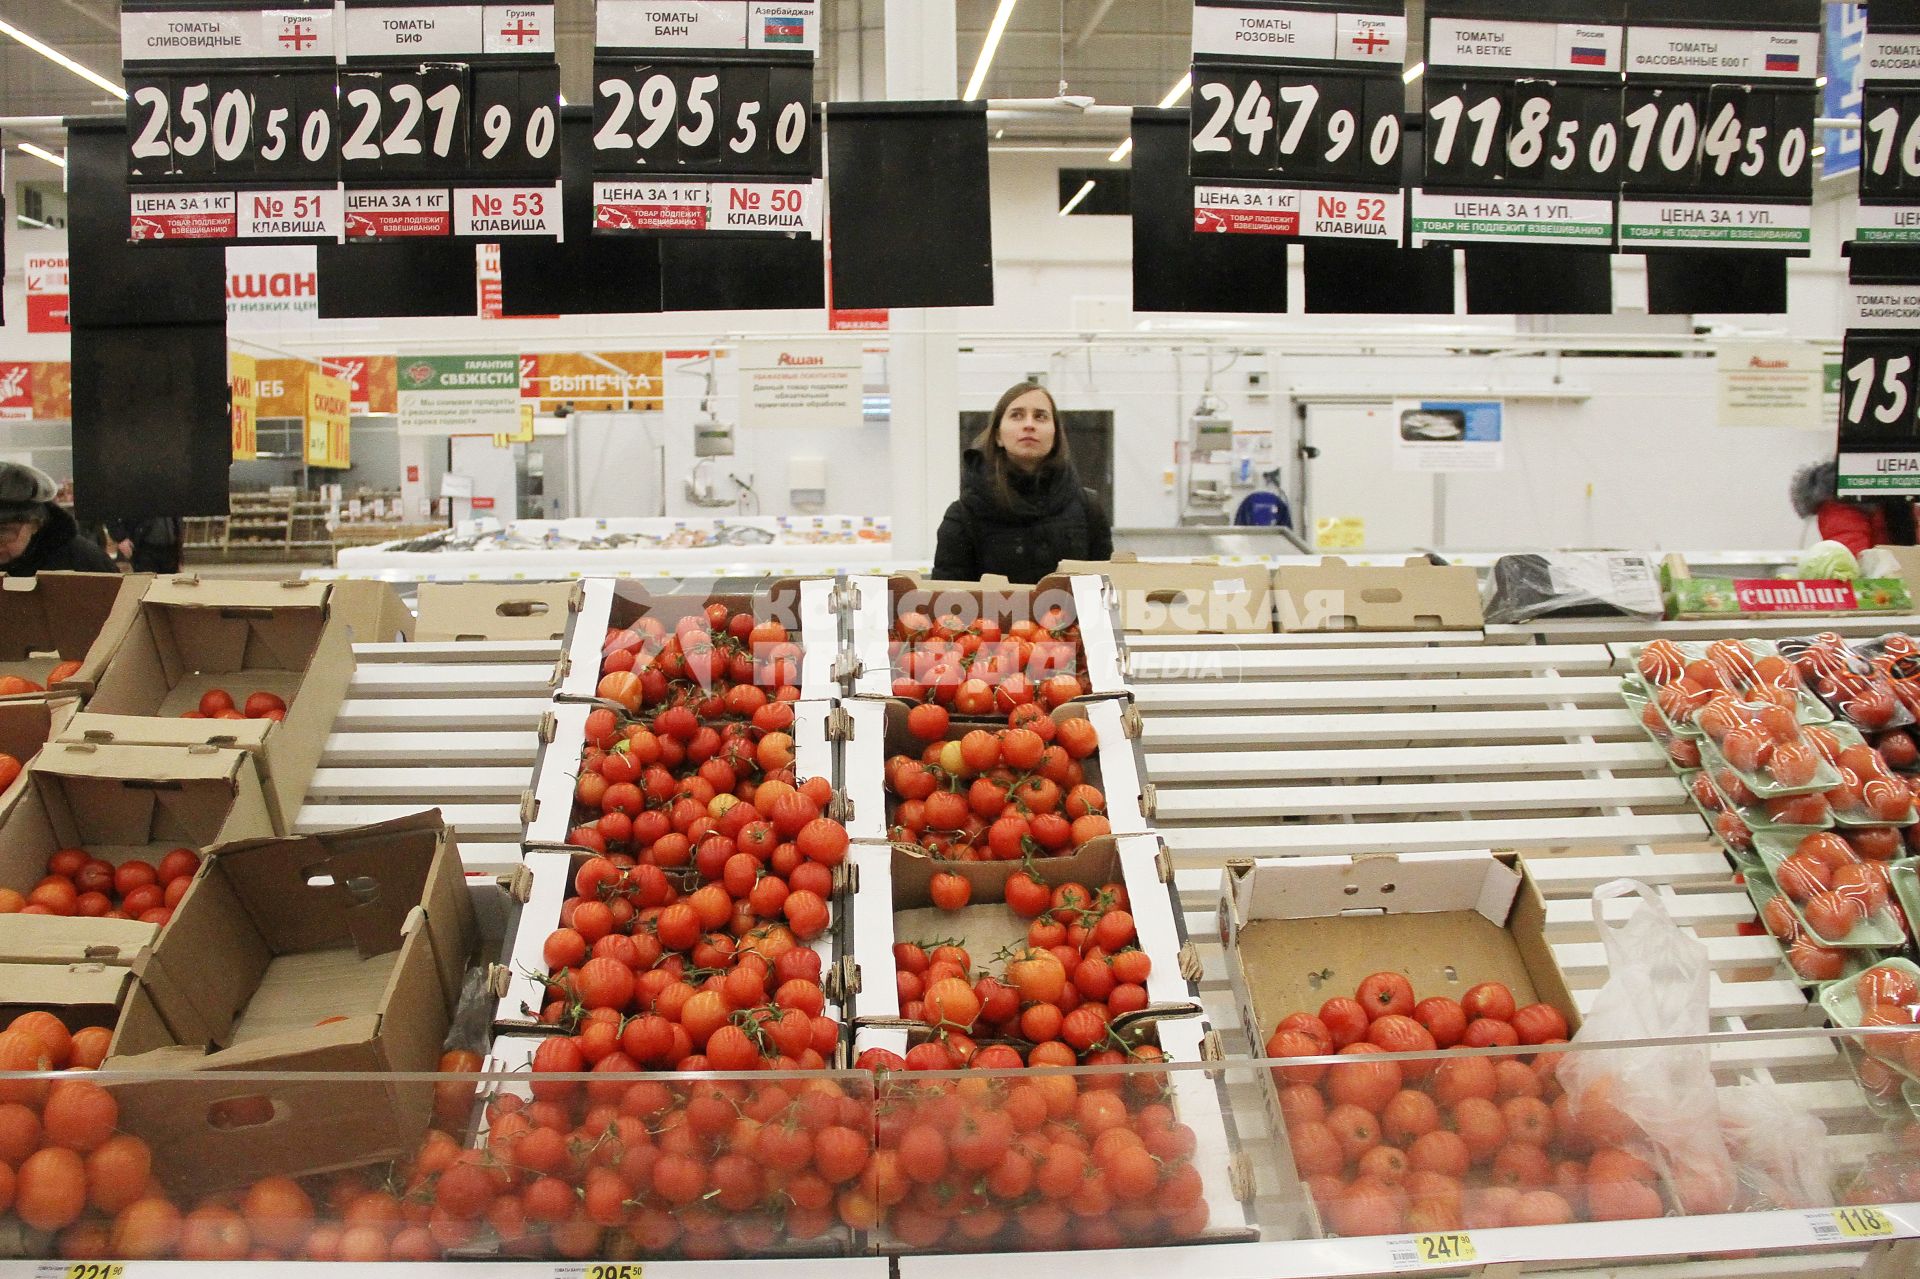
[1275,83,1318,157]
[774,100,806,155]
[261,107,289,161]
[212,88,250,162]
[1702,101,1741,176]
[1900,116,1920,178]
[343,87,383,160]
[1192,80,1234,154]
[1465,95,1502,167]
[131,86,172,159]
[1739,124,1769,177]
[525,105,555,159]
[730,100,762,154]
[1234,80,1275,156]
[1324,109,1355,162]
[384,82,424,155]
[175,82,210,157]
[1588,122,1617,174]
[1878,356,1914,424]
[1508,96,1549,169]
[679,74,718,147]
[1848,356,1879,426]
[1369,113,1399,166]
[635,74,677,149]
[481,103,512,159]
[301,108,331,162]
[1778,127,1807,178]
[1550,120,1578,171]
[1428,94,1465,165]
[424,83,461,157]
[595,78,635,150]
[1868,105,1900,177]
[1624,101,1659,172]
[1659,100,1698,172]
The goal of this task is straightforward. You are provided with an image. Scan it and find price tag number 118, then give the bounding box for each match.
[1832,1206,1895,1238]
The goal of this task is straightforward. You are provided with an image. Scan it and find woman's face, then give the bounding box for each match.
[997,390,1056,469]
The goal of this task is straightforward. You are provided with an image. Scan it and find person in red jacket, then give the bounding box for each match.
[1792,461,1917,556]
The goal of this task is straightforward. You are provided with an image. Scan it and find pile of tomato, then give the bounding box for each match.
[889,610,1089,709]
[0,846,199,924]
[886,701,1109,859]
[1252,973,1721,1236]
[177,689,288,722]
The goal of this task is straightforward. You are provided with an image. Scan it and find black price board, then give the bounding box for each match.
[591,1,821,236]
[1617,0,1818,253]
[1838,276,1920,496]
[1859,0,1920,243]
[1412,1,1624,248]
[1187,1,1406,242]
[339,1,562,240]
[121,0,342,242]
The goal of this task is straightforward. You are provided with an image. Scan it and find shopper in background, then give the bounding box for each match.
[0,463,118,576]
[111,517,184,574]
[931,381,1113,583]
[1791,460,1917,555]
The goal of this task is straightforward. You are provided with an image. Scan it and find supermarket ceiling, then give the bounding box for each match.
[0,1,1407,152]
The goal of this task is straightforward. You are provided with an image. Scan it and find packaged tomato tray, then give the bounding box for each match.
[1698,764,1834,839]
[1779,632,1920,733]
[1629,638,1832,739]
[1619,679,1704,773]
[1749,830,1910,949]
[1818,959,1920,1088]
[1694,707,1841,801]
[1740,868,1878,988]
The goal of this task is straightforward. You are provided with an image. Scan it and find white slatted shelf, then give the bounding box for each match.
[1144,707,1642,747]
[1153,776,1688,820]
[1523,851,1732,893]
[321,729,541,767]
[1135,674,1626,711]
[1159,813,1708,859]
[1124,630,1498,651]
[305,766,534,800]
[348,662,558,697]
[293,801,524,838]
[1145,740,1669,781]
[333,695,550,731]
[1129,642,1619,680]
[351,639,561,663]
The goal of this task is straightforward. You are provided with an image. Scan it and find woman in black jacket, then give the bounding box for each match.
[931,382,1113,583]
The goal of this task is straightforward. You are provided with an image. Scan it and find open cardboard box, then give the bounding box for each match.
[1270,556,1484,632]
[103,811,480,1195]
[1219,850,1578,1238]
[0,741,276,965]
[67,577,356,835]
[844,573,1126,704]
[414,580,578,643]
[494,847,846,1051]
[0,571,148,699]
[325,579,415,645]
[1059,555,1276,635]
[839,695,1150,845]
[0,694,77,811]
[556,577,841,702]
[0,961,131,1036]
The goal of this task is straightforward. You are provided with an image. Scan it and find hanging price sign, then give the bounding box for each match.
[591,1,822,236]
[1616,0,1818,252]
[121,0,342,242]
[1411,1,1623,247]
[339,2,562,240]
[1186,0,1407,241]
[1857,0,1920,243]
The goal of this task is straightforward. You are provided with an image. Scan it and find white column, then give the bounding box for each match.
[881,0,960,565]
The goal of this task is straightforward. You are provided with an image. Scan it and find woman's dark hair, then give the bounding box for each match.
[969,381,1072,510]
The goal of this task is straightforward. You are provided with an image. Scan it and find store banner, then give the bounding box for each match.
[522,352,666,412]
[495,402,536,447]
[224,245,320,330]
[0,364,31,422]
[229,352,258,461]
[30,363,70,421]
[396,354,522,436]
[327,355,399,414]
[737,341,860,429]
[1827,4,1867,179]
[305,372,351,469]
[255,358,312,418]
[1717,342,1825,428]
[23,255,69,333]
[477,243,504,319]
[1391,400,1504,472]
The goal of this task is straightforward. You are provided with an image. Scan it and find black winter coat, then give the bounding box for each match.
[4,505,117,577]
[931,450,1113,584]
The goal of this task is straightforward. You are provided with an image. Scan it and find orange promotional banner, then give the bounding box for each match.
[328,354,400,414]
[306,373,352,469]
[229,353,258,461]
[32,363,71,420]
[255,358,310,418]
[522,352,665,413]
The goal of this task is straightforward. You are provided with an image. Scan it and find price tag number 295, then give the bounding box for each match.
[583,1265,644,1279]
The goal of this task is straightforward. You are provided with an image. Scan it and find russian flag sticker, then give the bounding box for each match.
[1569,46,1608,67]
[1765,53,1801,72]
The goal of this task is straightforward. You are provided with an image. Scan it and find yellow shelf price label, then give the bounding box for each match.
[1413,1231,1478,1264]
[582,1265,645,1279]
[1832,1205,1895,1239]
[63,1265,125,1279]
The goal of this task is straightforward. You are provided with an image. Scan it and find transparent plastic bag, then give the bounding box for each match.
[1558,880,1740,1216]
[1718,1076,1832,1210]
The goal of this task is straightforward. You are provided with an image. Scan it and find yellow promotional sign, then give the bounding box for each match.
[524,352,664,412]
[255,358,310,418]
[495,402,536,448]
[306,373,352,469]
[229,352,258,461]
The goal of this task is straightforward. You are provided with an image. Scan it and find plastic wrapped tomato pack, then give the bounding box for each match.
[1780,633,1919,734]
[1751,830,1910,949]
[1740,869,1875,987]
[1694,699,1841,800]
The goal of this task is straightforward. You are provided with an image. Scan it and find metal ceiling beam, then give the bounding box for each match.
[1068,0,1118,52]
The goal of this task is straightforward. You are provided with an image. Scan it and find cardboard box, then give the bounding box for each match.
[839,696,1150,844]
[414,580,578,643]
[1660,554,1912,620]
[0,960,131,1033]
[557,577,840,702]
[69,577,357,835]
[0,742,277,964]
[104,811,479,1194]
[325,579,415,645]
[0,571,149,698]
[1058,555,1276,635]
[1271,557,1484,632]
[1219,850,1578,1238]
[845,573,1127,703]
[0,695,77,811]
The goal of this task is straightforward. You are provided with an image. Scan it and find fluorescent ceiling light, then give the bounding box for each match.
[1108,137,1132,163]
[15,213,50,229]
[0,17,126,100]
[1816,76,1828,88]
[1059,179,1096,216]
[964,0,1020,100]
[1813,145,1828,157]
[17,142,66,169]
[1403,61,1425,85]
[1159,72,1192,109]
